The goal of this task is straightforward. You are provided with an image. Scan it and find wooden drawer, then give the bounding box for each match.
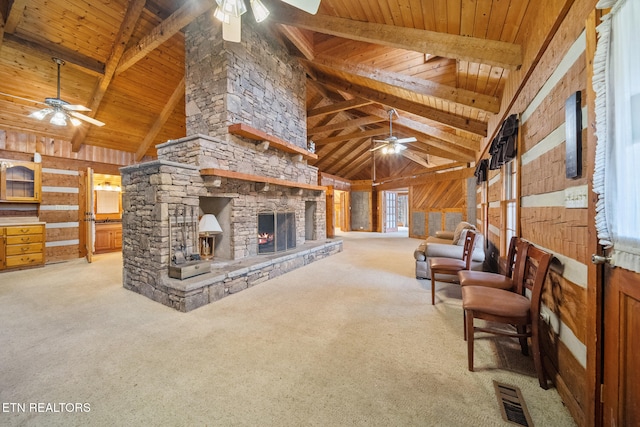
[7,234,43,245]
[6,225,44,236]
[6,252,43,268]
[6,242,43,256]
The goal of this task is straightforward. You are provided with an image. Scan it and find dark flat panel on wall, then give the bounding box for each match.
[350,191,370,231]
[412,211,425,236]
[428,212,442,236]
[445,212,463,231]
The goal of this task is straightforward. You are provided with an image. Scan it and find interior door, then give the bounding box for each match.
[602,263,640,426]
[325,185,335,238]
[384,191,398,233]
[84,167,94,263]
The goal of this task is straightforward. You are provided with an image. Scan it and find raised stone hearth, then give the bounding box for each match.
[159,239,342,312]
[120,15,342,312]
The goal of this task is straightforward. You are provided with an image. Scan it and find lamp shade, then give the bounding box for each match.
[199,214,222,234]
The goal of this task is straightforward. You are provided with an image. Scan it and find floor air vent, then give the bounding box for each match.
[493,381,534,426]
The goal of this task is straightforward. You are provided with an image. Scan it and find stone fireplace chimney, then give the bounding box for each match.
[120,13,339,312]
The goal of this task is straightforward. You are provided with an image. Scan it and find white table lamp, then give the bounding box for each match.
[199,214,222,260]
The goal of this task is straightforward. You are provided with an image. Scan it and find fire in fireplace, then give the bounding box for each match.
[258,212,296,254]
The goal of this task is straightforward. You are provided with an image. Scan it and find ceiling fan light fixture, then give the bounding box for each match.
[69,117,83,127]
[213,7,231,23]
[250,0,270,22]
[394,144,401,153]
[29,109,51,121]
[217,0,247,17]
[50,110,67,126]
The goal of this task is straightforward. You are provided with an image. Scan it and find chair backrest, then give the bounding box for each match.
[504,236,519,278]
[461,230,477,269]
[514,244,553,317]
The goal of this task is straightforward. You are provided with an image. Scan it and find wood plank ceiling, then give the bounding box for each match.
[0,0,529,182]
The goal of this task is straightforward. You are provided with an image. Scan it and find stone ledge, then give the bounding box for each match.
[142,239,343,312]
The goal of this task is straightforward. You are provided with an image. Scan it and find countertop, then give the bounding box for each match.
[0,217,46,226]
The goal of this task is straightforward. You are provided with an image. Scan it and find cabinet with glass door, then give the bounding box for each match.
[0,160,42,203]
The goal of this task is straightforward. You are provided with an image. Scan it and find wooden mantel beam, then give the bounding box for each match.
[200,168,326,192]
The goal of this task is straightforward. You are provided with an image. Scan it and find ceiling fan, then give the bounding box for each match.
[27,58,105,127]
[370,109,417,154]
[214,0,322,42]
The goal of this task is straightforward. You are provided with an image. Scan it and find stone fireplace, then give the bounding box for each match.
[120,12,342,312]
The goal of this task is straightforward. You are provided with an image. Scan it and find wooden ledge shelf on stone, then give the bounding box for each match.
[228,123,318,161]
[200,168,326,192]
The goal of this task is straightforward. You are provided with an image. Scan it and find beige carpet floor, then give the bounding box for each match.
[0,231,576,426]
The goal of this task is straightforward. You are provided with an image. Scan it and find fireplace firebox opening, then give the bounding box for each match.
[258,212,296,254]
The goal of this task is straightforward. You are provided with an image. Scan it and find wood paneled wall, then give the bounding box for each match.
[409,172,468,239]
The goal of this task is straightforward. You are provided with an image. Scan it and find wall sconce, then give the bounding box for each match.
[199,214,223,260]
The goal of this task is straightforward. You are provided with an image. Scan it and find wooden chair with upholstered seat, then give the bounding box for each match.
[458,235,519,291]
[429,230,476,305]
[461,242,553,389]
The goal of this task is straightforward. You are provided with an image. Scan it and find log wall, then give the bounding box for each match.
[478,0,599,424]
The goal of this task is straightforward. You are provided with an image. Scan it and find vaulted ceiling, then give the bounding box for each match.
[0,0,530,182]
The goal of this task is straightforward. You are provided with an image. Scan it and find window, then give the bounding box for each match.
[502,160,517,254]
[479,180,488,238]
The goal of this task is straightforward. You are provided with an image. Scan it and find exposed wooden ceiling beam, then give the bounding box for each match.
[308,115,385,135]
[399,149,430,169]
[0,11,4,49]
[116,0,213,75]
[406,141,471,163]
[307,56,500,114]
[2,33,106,77]
[269,6,522,70]
[71,0,147,152]
[307,98,372,117]
[313,127,385,147]
[136,77,185,160]
[4,0,27,34]
[315,72,487,136]
[276,24,315,60]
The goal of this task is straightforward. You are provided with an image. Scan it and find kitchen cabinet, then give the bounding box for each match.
[94,222,122,254]
[0,160,42,203]
[0,223,45,271]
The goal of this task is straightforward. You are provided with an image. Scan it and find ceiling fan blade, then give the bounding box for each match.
[280,0,321,14]
[372,139,388,144]
[63,104,91,112]
[396,137,417,144]
[370,144,386,152]
[0,91,46,106]
[222,14,242,42]
[396,144,407,151]
[69,111,105,127]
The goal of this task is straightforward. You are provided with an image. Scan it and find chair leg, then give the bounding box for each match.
[531,326,549,389]
[466,309,475,371]
[516,325,529,356]
[463,310,467,341]
[430,270,436,305]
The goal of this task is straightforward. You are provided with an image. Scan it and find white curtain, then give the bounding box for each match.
[593,0,640,273]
